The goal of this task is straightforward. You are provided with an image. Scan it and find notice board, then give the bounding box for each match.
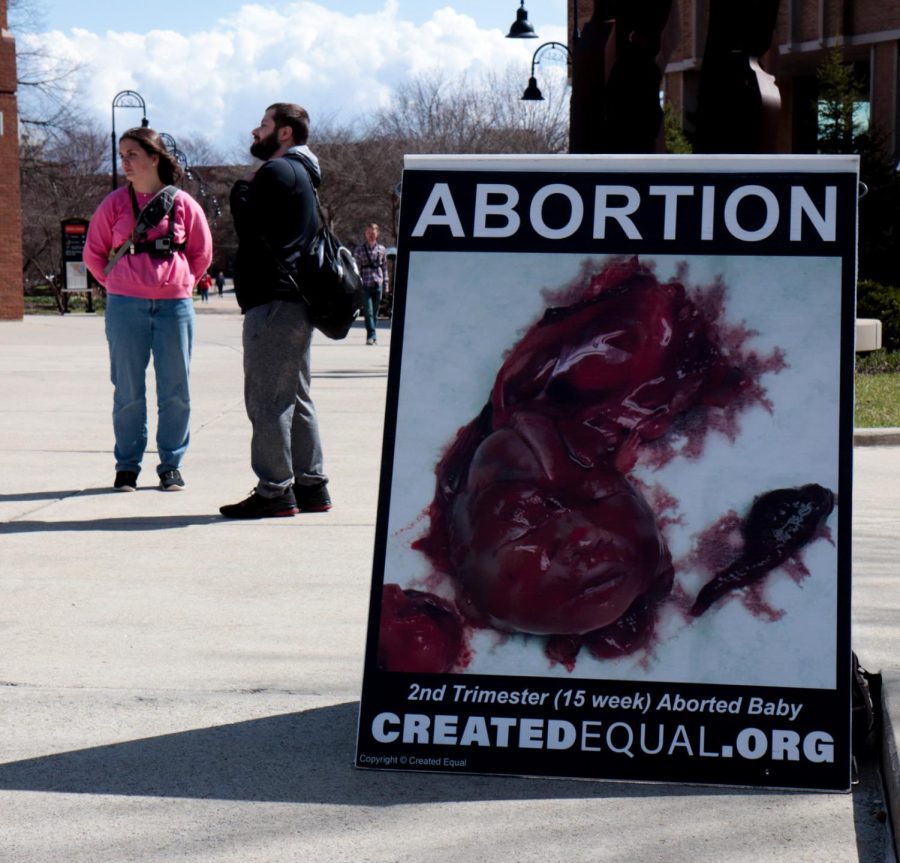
[61,218,91,292]
[356,154,858,791]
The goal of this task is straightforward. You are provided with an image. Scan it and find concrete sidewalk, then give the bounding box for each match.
[0,300,896,862]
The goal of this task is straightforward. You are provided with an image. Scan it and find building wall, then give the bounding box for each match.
[871,40,899,154]
[0,0,22,320]
[657,0,900,156]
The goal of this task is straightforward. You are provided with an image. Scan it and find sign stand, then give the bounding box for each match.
[60,218,96,313]
[356,153,858,792]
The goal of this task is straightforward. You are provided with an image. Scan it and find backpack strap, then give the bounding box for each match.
[284,154,325,229]
[104,185,181,275]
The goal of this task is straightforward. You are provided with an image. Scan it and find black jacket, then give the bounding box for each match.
[230,147,321,312]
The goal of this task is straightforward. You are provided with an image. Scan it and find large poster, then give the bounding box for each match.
[356,155,857,791]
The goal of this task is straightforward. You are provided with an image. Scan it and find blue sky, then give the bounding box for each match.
[18,1,567,156]
[36,0,565,40]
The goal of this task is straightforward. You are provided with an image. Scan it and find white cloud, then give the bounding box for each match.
[21,1,565,157]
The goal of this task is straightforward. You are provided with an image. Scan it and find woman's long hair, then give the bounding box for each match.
[119,127,183,185]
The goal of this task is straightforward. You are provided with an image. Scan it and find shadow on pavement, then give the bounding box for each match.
[0,488,140,502]
[0,702,743,804]
[0,514,222,533]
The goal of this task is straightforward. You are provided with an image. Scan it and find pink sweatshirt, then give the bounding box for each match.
[84,186,213,300]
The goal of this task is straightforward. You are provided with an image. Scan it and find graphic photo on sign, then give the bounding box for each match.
[379,252,840,689]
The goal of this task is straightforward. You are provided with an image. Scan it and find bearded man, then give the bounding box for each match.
[220,103,332,518]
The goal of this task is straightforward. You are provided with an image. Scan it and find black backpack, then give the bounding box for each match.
[272,161,364,340]
[294,191,365,340]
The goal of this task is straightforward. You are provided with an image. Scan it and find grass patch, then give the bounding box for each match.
[24,294,61,314]
[854,350,900,427]
[855,372,900,427]
[23,291,104,315]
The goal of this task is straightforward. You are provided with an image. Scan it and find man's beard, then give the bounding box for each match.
[250,130,281,160]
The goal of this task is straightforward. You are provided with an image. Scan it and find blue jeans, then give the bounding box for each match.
[362,284,382,340]
[104,294,194,475]
[242,300,326,496]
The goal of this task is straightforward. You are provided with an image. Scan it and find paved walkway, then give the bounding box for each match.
[0,297,896,862]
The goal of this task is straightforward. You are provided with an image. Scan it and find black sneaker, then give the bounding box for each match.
[294,480,332,512]
[114,470,139,492]
[219,489,299,519]
[159,469,185,491]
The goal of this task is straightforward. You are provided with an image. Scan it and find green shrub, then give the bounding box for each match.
[856,348,900,374]
[857,280,900,350]
[663,103,692,154]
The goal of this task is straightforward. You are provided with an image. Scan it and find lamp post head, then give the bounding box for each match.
[522,77,544,101]
[507,0,538,38]
[141,117,149,127]
[521,42,571,101]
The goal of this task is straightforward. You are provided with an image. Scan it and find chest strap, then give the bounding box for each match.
[129,185,184,256]
[131,238,187,255]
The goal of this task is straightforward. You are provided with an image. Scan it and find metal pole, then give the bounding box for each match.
[568,0,579,152]
[111,112,117,191]
[111,91,148,191]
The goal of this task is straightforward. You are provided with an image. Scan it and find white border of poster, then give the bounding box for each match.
[356,154,857,791]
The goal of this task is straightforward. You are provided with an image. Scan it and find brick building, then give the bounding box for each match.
[567,0,899,157]
[0,0,22,320]
[662,0,900,156]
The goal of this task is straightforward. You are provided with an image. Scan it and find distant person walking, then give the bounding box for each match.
[219,102,331,519]
[215,270,225,297]
[83,127,212,493]
[353,223,389,345]
[198,271,212,303]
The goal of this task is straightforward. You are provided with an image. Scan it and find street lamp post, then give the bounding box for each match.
[506,0,539,38]
[513,1,676,154]
[509,2,581,152]
[185,164,223,227]
[520,41,573,103]
[160,132,223,226]
[111,90,148,190]
[158,131,188,172]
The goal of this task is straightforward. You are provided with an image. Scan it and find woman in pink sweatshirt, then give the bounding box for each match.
[84,127,213,492]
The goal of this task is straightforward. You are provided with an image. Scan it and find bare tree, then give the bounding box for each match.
[19,120,109,306]
[313,121,403,247]
[376,68,568,155]
[176,133,231,234]
[9,0,83,136]
[12,58,572,290]
[176,133,228,170]
[313,68,570,247]
[11,0,95,307]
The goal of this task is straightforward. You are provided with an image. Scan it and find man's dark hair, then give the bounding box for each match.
[267,103,310,145]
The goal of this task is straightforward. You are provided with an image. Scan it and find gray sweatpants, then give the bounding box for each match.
[242,300,326,497]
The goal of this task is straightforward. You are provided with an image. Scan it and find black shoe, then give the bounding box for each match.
[294,480,332,512]
[114,470,139,492]
[220,489,299,519]
[159,469,185,491]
